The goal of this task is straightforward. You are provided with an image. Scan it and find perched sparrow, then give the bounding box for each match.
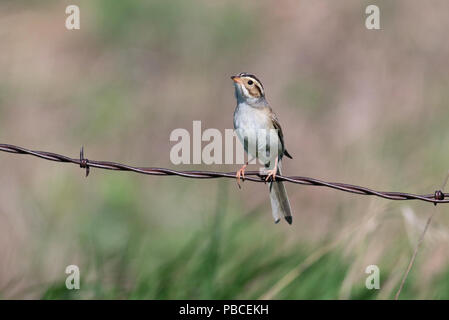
[231,72,293,224]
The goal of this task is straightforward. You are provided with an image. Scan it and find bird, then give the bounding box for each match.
[231,72,293,225]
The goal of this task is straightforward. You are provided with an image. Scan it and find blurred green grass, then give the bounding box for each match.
[34,180,444,300]
[39,182,350,300]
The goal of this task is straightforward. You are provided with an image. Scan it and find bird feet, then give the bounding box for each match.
[265,168,277,182]
[236,164,247,189]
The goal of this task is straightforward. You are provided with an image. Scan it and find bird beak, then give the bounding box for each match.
[231,75,242,83]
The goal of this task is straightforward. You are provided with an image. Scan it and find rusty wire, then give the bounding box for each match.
[0,143,447,204]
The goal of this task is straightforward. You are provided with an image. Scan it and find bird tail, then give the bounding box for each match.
[268,163,292,225]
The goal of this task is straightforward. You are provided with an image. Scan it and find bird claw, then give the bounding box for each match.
[236,165,247,189]
[265,168,277,182]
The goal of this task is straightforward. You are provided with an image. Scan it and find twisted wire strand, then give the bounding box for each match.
[0,143,447,204]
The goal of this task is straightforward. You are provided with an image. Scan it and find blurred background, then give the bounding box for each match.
[1,0,449,299]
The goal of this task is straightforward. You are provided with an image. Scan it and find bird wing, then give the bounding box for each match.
[270,112,292,159]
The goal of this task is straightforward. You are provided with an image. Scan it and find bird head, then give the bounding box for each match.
[231,72,265,104]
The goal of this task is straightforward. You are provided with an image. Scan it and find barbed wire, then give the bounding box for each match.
[0,143,447,204]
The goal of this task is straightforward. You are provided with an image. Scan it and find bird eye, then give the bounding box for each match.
[247,80,253,85]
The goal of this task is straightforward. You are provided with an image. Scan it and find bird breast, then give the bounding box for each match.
[233,103,280,162]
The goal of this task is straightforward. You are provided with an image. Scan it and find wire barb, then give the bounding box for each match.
[1,143,449,204]
[79,146,90,177]
[434,190,444,205]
